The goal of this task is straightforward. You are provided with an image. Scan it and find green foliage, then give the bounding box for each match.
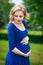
[2,0,14,24]
[0,0,14,28]
[0,0,43,30]
[0,0,5,28]
[23,0,43,30]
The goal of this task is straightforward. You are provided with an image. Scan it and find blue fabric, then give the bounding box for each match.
[5,20,30,65]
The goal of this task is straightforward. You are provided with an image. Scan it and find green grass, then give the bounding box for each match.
[30,43,43,65]
[0,40,43,65]
[0,40,8,65]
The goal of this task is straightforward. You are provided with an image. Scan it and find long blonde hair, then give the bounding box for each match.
[9,4,30,21]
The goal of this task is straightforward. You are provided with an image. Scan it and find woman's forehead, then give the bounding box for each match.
[14,10,24,15]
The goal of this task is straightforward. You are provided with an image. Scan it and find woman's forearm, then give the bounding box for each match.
[12,47,26,57]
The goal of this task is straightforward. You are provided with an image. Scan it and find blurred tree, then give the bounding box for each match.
[3,0,14,24]
[23,0,43,30]
[0,0,5,28]
[0,0,14,28]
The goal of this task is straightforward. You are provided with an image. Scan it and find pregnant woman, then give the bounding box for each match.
[5,4,31,65]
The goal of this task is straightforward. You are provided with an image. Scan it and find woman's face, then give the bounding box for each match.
[13,10,24,23]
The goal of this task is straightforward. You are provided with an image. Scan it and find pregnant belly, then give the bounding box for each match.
[16,43,30,53]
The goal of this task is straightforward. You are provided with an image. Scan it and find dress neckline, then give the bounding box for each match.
[11,22,26,32]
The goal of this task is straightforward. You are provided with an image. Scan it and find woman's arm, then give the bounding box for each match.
[8,24,26,57]
[12,47,26,57]
[12,47,31,57]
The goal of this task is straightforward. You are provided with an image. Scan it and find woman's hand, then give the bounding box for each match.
[20,36,29,45]
[24,50,31,57]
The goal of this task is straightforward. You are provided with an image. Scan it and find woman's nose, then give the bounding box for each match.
[17,16,20,20]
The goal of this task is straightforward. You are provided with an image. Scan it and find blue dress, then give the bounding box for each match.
[5,20,30,65]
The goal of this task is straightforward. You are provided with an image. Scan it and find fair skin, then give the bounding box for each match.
[13,10,25,31]
[12,10,31,57]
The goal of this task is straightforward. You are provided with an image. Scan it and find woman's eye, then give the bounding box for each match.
[19,16,22,17]
[14,15,22,17]
[14,15,18,17]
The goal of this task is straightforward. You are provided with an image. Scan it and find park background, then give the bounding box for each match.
[0,0,43,65]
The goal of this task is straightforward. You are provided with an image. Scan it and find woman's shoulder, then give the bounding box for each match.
[8,22,16,33]
[8,22,15,30]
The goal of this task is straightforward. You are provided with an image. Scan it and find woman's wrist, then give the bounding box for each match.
[24,50,31,57]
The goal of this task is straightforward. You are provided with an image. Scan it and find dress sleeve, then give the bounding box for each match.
[8,24,16,51]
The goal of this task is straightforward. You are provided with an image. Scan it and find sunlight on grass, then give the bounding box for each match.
[0,29,8,34]
[29,30,42,36]
[0,29,42,36]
